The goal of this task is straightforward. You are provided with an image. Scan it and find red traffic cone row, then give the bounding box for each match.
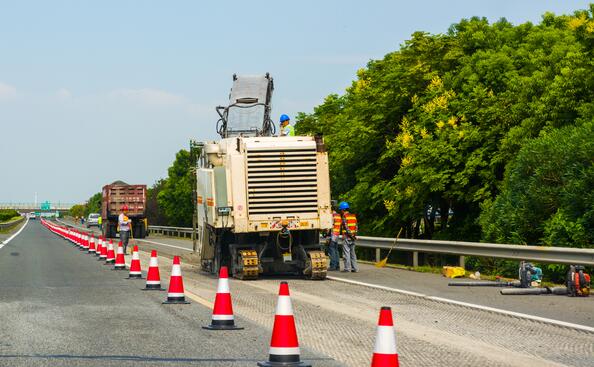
[99,238,108,261]
[105,240,115,264]
[127,245,143,279]
[143,250,164,291]
[163,256,189,304]
[203,266,242,330]
[371,307,399,367]
[113,242,126,270]
[258,282,310,367]
[87,235,96,254]
[95,237,103,258]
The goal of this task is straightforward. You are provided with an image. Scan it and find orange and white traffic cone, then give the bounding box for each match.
[98,238,108,261]
[105,240,116,264]
[113,242,126,270]
[127,245,143,279]
[87,235,96,254]
[203,266,242,330]
[163,256,189,304]
[258,282,310,367]
[371,307,399,367]
[81,233,89,251]
[143,250,164,291]
[95,237,103,258]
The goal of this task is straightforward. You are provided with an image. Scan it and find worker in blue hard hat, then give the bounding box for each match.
[279,114,295,137]
[332,201,359,272]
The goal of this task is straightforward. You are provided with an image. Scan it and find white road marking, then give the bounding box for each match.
[327,276,594,334]
[0,218,29,249]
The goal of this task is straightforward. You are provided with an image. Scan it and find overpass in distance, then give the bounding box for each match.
[0,202,76,212]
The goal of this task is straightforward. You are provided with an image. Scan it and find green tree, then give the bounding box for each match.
[158,149,194,227]
[146,179,168,225]
[85,192,102,216]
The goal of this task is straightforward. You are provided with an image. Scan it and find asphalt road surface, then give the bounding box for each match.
[0,220,340,366]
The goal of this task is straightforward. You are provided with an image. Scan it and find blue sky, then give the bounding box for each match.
[0,0,590,203]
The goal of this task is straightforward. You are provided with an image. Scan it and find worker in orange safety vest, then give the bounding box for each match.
[333,201,358,272]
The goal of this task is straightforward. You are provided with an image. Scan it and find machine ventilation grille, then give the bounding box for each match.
[246,148,319,215]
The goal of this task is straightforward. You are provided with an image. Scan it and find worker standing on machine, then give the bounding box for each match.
[279,114,295,136]
[336,201,358,272]
[118,205,132,254]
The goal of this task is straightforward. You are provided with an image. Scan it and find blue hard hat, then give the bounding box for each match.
[280,114,290,123]
[338,201,350,211]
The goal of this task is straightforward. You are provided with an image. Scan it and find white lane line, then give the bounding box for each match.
[56,218,192,252]
[327,276,594,334]
[0,218,29,249]
[135,239,193,252]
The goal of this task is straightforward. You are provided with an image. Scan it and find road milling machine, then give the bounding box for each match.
[196,73,331,280]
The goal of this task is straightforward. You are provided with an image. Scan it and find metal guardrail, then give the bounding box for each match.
[0,216,25,231]
[148,225,194,239]
[147,225,594,266]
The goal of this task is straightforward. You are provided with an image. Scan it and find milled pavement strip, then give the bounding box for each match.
[55,218,594,334]
[0,217,29,249]
[327,275,594,334]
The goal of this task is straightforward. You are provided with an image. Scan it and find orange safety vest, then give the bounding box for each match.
[332,211,358,237]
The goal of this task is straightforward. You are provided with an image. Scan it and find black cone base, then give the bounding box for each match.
[126,275,144,279]
[257,361,311,367]
[163,299,190,304]
[202,323,244,330]
[142,287,165,291]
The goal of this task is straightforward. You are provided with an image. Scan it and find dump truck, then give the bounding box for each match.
[196,73,332,280]
[101,181,147,239]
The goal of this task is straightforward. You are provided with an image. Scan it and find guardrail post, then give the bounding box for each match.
[412,251,419,267]
[375,248,381,263]
[459,255,465,268]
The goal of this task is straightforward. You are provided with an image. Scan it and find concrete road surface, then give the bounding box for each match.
[0,220,340,366]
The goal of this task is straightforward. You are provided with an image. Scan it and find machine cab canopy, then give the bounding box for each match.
[217,74,274,138]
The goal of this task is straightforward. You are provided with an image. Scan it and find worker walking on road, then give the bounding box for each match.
[279,114,295,136]
[119,205,132,254]
[335,201,358,272]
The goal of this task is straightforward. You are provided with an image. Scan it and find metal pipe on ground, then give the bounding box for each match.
[448,281,519,287]
[500,288,550,295]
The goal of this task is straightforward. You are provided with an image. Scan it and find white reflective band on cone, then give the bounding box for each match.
[146,280,161,285]
[212,314,234,320]
[171,266,182,277]
[268,347,300,355]
[117,247,124,254]
[373,326,397,354]
[168,292,184,297]
[216,278,230,294]
[149,258,158,266]
[132,252,139,260]
[275,296,293,316]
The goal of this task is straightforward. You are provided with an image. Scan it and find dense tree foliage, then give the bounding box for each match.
[296,6,594,247]
[146,178,168,225]
[157,149,195,227]
[85,192,102,216]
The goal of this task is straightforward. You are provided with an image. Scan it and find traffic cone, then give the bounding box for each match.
[258,282,310,367]
[371,307,399,367]
[143,250,164,290]
[203,266,243,330]
[163,256,189,304]
[127,245,143,279]
[81,233,89,251]
[105,240,115,264]
[99,238,108,260]
[113,242,126,270]
[95,237,103,258]
[87,235,96,254]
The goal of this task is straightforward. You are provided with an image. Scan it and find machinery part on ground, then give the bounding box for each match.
[500,287,550,295]
[304,250,327,280]
[448,281,519,287]
[519,261,542,288]
[549,286,569,295]
[566,265,591,297]
[233,249,260,280]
